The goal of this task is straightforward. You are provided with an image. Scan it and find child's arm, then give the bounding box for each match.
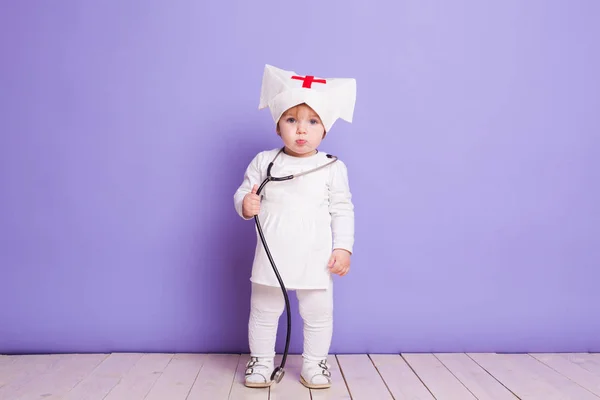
[328,160,355,254]
[234,153,263,220]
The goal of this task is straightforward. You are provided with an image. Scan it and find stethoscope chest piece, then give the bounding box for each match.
[271,367,285,383]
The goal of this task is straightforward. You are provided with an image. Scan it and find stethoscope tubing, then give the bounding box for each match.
[252,147,338,383]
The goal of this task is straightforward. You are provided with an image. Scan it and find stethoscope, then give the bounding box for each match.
[253,147,338,383]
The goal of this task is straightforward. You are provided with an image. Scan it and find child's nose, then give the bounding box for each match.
[297,122,307,133]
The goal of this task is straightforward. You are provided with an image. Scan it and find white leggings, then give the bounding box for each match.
[248,281,333,362]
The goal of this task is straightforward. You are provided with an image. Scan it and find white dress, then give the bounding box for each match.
[234,148,354,290]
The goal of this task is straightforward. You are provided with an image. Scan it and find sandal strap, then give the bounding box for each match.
[245,357,272,378]
[305,359,332,381]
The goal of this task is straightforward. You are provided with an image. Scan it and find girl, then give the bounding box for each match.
[233,64,356,389]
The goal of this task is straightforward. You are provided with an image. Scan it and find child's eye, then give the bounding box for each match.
[310,119,319,124]
[286,118,296,123]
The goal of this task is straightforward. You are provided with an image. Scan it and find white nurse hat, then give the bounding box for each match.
[258,64,356,132]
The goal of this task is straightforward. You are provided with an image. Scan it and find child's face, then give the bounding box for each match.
[277,104,325,157]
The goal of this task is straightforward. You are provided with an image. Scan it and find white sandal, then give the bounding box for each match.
[300,359,332,389]
[244,356,274,388]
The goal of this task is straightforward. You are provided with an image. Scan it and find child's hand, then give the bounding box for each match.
[328,249,351,276]
[242,184,261,218]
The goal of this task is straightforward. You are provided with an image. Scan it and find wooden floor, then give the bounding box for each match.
[1,352,599,399]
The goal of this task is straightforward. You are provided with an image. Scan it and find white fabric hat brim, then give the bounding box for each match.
[258,64,356,132]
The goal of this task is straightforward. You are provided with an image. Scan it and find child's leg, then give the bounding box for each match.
[296,280,334,388]
[245,282,284,387]
[248,282,285,357]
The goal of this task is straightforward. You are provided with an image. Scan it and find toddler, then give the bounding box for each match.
[233,64,356,389]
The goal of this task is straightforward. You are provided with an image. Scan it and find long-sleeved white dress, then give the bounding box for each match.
[234,148,354,290]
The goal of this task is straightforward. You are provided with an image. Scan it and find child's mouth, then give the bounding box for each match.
[296,140,307,145]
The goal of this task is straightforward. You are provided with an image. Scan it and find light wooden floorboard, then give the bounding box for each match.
[336,354,393,400]
[62,353,142,400]
[0,354,64,400]
[186,354,240,400]
[0,355,17,388]
[2,352,599,399]
[143,353,205,400]
[402,353,478,400]
[228,354,269,400]
[8,353,107,400]
[470,353,600,400]
[310,355,351,400]
[435,353,518,400]
[560,353,600,377]
[530,353,600,397]
[369,354,435,400]
[103,353,174,400]
[269,354,311,400]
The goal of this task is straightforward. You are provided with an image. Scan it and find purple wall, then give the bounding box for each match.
[1,1,599,355]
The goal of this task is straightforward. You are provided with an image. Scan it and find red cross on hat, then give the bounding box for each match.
[291,75,327,89]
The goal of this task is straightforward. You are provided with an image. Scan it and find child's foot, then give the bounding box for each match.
[300,358,332,389]
[244,356,274,388]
